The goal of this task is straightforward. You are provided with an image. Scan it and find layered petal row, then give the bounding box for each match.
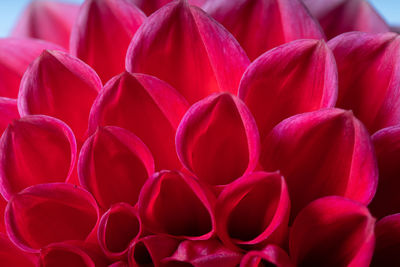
[0,97,19,134]
[240,245,294,267]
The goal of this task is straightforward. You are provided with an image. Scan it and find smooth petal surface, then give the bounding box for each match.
[216,172,290,250]
[176,93,260,186]
[138,170,215,240]
[0,97,19,134]
[131,0,206,15]
[79,126,154,209]
[70,0,146,83]
[89,72,188,170]
[5,183,99,253]
[328,32,400,133]
[240,245,294,267]
[126,0,250,103]
[18,50,102,144]
[260,108,378,219]
[239,39,337,138]
[0,115,77,200]
[40,242,95,267]
[204,0,325,60]
[290,196,375,267]
[0,233,37,267]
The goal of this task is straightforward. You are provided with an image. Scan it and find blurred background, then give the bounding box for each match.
[0,0,399,37]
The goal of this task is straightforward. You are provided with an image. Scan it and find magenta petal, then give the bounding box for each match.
[239,39,337,138]
[216,172,290,250]
[240,245,294,267]
[0,233,37,266]
[0,97,19,134]
[176,93,260,186]
[108,261,128,267]
[40,242,96,267]
[126,0,250,103]
[131,0,206,15]
[290,196,375,267]
[0,115,77,200]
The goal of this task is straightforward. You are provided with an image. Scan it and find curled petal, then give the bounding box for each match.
[260,108,378,219]
[176,93,260,186]
[240,245,294,267]
[108,261,128,267]
[216,172,290,250]
[5,183,99,253]
[89,72,188,170]
[138,170,215,240]
[0,97,19,134]
[0,233,37,267]
[290,196,375,267]
[131,0,206,15]
[70,0,146,83]
[126,0,250,103]
[40,242,95,267]
[0,115,77,200]
[328,32,400,133]
[239,39,337,138]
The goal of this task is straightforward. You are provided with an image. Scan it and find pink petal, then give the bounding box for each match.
[260,108,378,220]
[108,261,128,267]
[240,245,294,267]
[5,183,99,253]
[18,49,102,144]
[0,97,19,134]
[40,242,96,267]
[126,0,250,104]
[70,0,146,83]
[0,196,6,233]
[176,93,260,186]
[290,196,375,267]
[138,170,215,240]
[0,115,77,200]
[328,32,400,133]
[0,233,37,267]
[203,0,325,60]
[89,72,188,170]
[238,39,337,139]
[131,0,206,15]
[216,172,290,250]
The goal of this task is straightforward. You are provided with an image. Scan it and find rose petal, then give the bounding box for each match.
[0,115,77,200]
[290,196,375,267]
[238,39,337,139]
[131,0,206,15]
[0,97,19,134]
[240,245,294,267]
[176,93,260,186]
[0,233,37,267]
[40,242,96,267]
[126,0,250,103]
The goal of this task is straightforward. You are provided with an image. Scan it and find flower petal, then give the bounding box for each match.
[0,233,37,267]
[240,245,294,267]
[290,196,375,267]
[176,93,260,186]
[126,0,250,103]
[238,39,337,139]
[0,115,77,200]
[0,97,19,134]
[40,242,96,267]
[131,0,206,15]
[70,0,146,83]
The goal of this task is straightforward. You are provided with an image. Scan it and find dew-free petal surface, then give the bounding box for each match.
[0,97,19,134]
[240,245,294,267]
[0,233,37,267]
[40,242,96,267]
[131,0,206,15]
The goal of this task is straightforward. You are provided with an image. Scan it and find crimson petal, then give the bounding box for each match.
[0,233,37,267]
[240,245,294,267]
[40,242,96,267]
[0,97,19,134]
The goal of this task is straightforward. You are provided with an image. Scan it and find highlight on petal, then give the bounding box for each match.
[260,108,378,219]
[138,170,215,240]
[70,0,146,83]
[5,183,99,253]
[126,0,250,103]
[12,0,79,48]
[238,39,337,139]
[176,93,260,186]
[0,115,77,200]
[215,172,290,250]
[240,245,294,267]
[89,72,188,170]
[109,261,128,267]
[18,49,102,144]
[78,126,154,209]
[131,0,206,15]
[40,242,95,267]
[0,97,19,134]
[290,196,375,267]
[203,0,325,60]
[0,233,37,267]
[328,32,400,133]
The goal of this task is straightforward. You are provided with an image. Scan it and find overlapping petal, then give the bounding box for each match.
[240,245,294,267]
[0,97,19,134]
[0,233,37,267]
[40,242,96,267]
[131,0,206,15]
[126,0,250,103]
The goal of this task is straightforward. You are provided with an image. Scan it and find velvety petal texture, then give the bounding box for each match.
[89,72,188,170]
[126,0,250,103]
[176,93,260,186]
[290,196,375,267]
[328,32,400,133]
[239,39,337,138]
[0,97,19,134]
[260,108,378,219]
[70,0,146,83]
[40,242,96,267]
[132,0,206,15]
[78,126,154,209]
[240,245,294,267]
[0,233,37,267]
[0,115,77,200]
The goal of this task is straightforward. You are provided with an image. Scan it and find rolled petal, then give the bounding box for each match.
[328,32,400,133]
[0,97,19,134]
[0,233,37,267]
[89,72,188,170]
[138,170,215,239]
[40,242,95,267]
[238,39,337,138]
[5,183,99,253]
[260,108,378,219]
[70,0,146,83]
[18,50,102,144]
[79,126,154,209]
[176,93,260,186]
[131,0,206,15]
[216,172,290,250]
[0,115,77,200]
[126,0,250,103]
[290,196,375,267]
[108,261,128,267]
[240,245,294,267]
